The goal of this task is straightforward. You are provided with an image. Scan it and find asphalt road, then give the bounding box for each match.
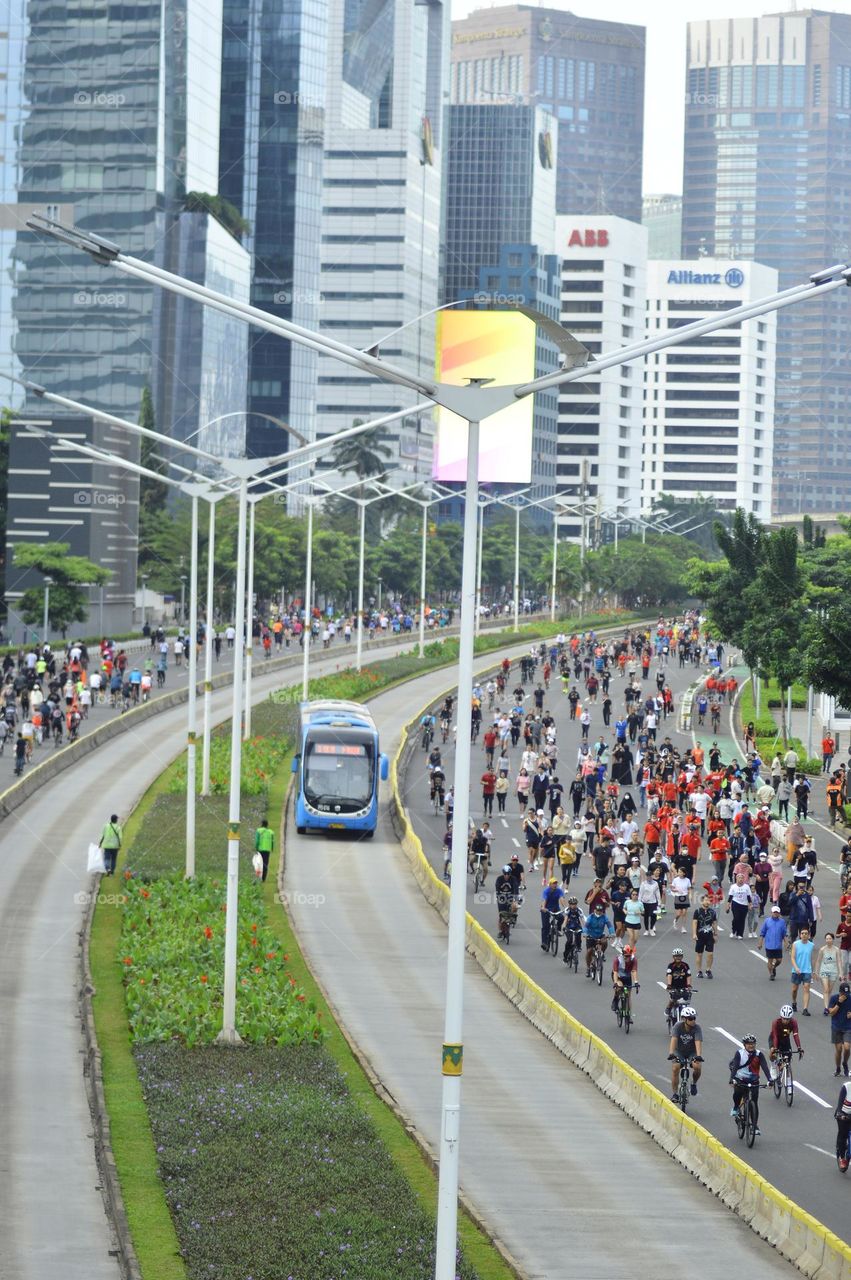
[401,643,851,1243]
[284,637,800,1280]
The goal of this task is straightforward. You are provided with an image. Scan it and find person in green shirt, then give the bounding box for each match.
[255,818,275,882]
[99,813,123,876]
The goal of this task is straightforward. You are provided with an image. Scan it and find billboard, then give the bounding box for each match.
[432,311,535,483]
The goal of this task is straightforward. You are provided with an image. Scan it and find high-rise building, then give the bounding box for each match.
[554,215,647,537]
[450,5,645,222]
[439,102,559,519]
[643,259,777,523]
[682,11,851,514]
[312,0,450,487]
[218,0,327,461]
[642,194,683,260]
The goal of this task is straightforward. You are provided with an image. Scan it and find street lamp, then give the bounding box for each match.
[141,573,149,629]
[179,574,188,624]
[33,212,851,1280]
[373,480,445,660]
[42,576,52,642]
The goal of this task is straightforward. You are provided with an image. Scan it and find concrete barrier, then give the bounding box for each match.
[391,704,851,1280]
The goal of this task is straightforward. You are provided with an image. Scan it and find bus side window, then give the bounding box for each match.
[379,754,389,782]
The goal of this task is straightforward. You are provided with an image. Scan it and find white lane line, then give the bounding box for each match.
[805,1144,838,1160]
[713,1026,831,1107]
[501,818,509,828]
[512,837,520,848]
[749,949,767,964]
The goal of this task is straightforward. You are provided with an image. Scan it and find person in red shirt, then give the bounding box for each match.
[480,768,497,816]
[683,827,701,864]
[644,818,661,856]
[837,912,851,977]
[823,735,836,774]
[482,727,497,767]
[768,1009,803,1075]
[663,779,678,806]
[693,743,705,769]
[709,832,730,884]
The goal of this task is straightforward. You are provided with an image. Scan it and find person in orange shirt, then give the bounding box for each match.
[692,742,705,769]
[823,735,836,774]
[683,825,701,865]
[644,818,661,856]
[709,831,730,883]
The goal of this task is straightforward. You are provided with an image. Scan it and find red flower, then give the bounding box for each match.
[140,889,150,899]
[295,994,306,1002]
[250,923,258,933]
[203,926,213,940]
[265,952,276,960]
[250,937,258,948]
[283,954,289,962]
[200,974,208,983]
[122,956,133,965]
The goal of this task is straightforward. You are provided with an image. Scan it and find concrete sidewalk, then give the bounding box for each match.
[285,654,799,1280]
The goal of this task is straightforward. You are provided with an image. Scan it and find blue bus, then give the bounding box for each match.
[292,699,389,837]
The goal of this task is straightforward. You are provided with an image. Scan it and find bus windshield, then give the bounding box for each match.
[303,733,375,812]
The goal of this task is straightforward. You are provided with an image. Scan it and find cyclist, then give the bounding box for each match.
[768,1005,803,1079]
[495,865,516,936]
[583,902,615,977]
[835,1078,851,1171]
[665,948,692,1025]
[728,1034,772,1135]
[128,666,142,703]
[540,877,565,950]
[506,853,526,899]
[420,712,436,750]
[667,1006,704,1101]
[611,943,639,1013]
[561,896,585,965]
[430,764,446,812]
[468,825,490,884]
[427,745,443,773]
[442,825,453,880]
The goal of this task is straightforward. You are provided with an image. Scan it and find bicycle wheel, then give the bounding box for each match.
[572,945,579,974]
[549,922,560,956]
[772,1068,782,1100]
[474,866,483,894]
[616,1000,623,1028]
[624,1001,631,1034]
[596,953,604,986]
[745,1097,758,1147]
[785,1063,794,1108]
[678,1075,688,1112]
[589,954,597,983]
[736,1103,746,1140]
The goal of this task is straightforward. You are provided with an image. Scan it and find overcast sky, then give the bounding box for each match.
[450,0,851,194]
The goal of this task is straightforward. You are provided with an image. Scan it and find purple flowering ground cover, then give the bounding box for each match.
[135,1042,480,1280]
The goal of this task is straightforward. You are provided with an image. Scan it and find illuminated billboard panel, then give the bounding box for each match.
[432,311,534,483]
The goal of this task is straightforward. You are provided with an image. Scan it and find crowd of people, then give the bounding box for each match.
[423,617,851,1166]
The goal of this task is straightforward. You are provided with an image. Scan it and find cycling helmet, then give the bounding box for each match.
[568,896,578,905]
[741,1033,756,1044]
[681,1007,696,1019]
[671,948,684,958]
[593,903,605,913]
[502,865,511,874]
[779,1004,794,1019]
[623,944,634,957]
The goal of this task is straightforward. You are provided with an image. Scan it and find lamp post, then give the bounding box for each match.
[34,212,851,1280]
[42,577,52,642]
[243,495,259,739]
[179,574,187,625]
[141,573,149,629]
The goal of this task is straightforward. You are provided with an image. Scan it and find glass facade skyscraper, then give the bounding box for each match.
[682,11,851,514]
[218,0,327,461]
[450,5,645,222]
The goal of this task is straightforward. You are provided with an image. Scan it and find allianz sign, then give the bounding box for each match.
[667,267,745,288]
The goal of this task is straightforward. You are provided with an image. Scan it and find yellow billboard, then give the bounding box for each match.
[433,311,535,483]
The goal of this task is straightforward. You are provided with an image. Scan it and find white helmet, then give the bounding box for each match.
[680,1007,696,1020]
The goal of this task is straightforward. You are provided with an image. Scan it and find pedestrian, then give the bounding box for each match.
[827,982,851,1077]
[817,933,842,1013]
[790,925,814,1015]
[495,771,509,813]
[725,872,753,940]
[254,816,275,882]
[516,767,530,814]
[99,812,123,876]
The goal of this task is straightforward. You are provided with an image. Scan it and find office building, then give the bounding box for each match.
[643,259,777,523]
[218,0,327,461]
[642,194,683,259]
[313,0,450,488]
[450,4,645,221]
[5,414,139,636]
[682,11,851,514]
[555,214,647,539]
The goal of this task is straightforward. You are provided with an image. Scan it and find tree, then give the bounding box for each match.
[183,191,250,239]
[138,387,168,514]
[328,423,393,486]
[651,492,729,557]
[13,543,110,636]
[741,528,804,746]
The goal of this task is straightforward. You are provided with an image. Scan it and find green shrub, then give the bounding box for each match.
[135,1043,480,1280]
[120,876,322,1047]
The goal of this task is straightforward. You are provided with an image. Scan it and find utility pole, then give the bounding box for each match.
[579,460,588,618]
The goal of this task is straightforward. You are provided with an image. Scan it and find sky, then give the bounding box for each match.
[450,0,851,194]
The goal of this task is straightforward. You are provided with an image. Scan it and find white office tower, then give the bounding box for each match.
[643,260,777,522]
[555,215,647,540]
[315,0,450,486]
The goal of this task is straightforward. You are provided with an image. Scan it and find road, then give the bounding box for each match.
[401,642,851,1242]
[0,626,472,1280]
[284,637,804,1280]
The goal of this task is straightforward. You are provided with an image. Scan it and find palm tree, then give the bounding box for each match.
[329,422,393,483]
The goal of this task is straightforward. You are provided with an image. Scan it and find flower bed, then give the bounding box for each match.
[121,876,321,1047]
[135,1042,480,1280]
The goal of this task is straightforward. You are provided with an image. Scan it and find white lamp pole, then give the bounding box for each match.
[302,497,314,699]
[184,489,200,876]
[474,502,484,636]
[356,499,367,671]
[419,504,428,657]
[243,496,258,739]
[202,494,225,795]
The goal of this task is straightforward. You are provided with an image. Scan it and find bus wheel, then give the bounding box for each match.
[362,829,375,840]
[296,825,306,835]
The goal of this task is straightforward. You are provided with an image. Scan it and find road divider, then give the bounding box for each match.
[391,700,851,1280]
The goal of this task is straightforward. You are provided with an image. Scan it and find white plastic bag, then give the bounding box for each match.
[252,852,263,877]
[87,842,106,874]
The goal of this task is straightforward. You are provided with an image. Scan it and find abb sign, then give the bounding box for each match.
[567,228,609,247]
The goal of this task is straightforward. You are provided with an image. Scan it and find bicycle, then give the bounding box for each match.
[838,1126,850,1174]
[563,930,581,973]
[734,1080,765,1148]
[772,1050,801,1107]
[470,718,481,743]
[440,718,450,744]
[498,909,513,946]
[665,988,693,1035]
[471,852,489,894]
[670,1055,695,1112]
[615,982,636,1033]
[421,724,434,751]
[430,783,445,816]
[544,909,562,956]
[588,939,607,986]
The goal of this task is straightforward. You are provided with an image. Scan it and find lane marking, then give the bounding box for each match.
[749,949,767,964]
[501,818,509,828]
[512,837,520,848]
[805,1144,838,1160]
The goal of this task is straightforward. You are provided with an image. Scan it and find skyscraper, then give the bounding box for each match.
[682,11,851,514]
[642,194,683,260]
[313,0,450,487]
[450,4,645,222]
[218,0,327,461]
